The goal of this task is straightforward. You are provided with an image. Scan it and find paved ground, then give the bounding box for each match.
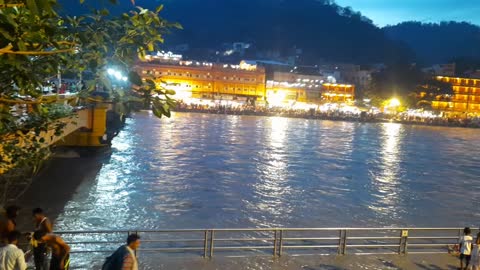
[128,253,460,270]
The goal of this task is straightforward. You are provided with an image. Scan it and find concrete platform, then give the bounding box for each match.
[130,253,461,270]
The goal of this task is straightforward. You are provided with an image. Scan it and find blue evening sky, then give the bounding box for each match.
[335,0,480,26]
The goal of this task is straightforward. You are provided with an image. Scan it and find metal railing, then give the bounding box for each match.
[55,227,478,258]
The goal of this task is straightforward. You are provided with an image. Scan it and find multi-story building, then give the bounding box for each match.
[433,76,480,115]
[321,83,355,103]
[266,71,325,105]
[265,72,354,105]
[137,57,355,107]
[136,61,266,102]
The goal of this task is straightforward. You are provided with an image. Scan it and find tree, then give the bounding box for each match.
[0,0,181,199]
[366,62,453,110]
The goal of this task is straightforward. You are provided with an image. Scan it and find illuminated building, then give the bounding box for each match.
[265,72,325,106]
[433,76,480,115]
[321,83,355,103]
[136,60,266,102]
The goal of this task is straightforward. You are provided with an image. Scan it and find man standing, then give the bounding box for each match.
[33,231,70,270]
[0,231,27,270]
[102,234,140,270]
[32,208,52,270]
[459,227,473,270]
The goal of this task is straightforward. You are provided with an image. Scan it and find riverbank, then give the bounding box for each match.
[173,107,480,129]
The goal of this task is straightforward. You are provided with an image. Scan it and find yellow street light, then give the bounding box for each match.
[388,98,401,107]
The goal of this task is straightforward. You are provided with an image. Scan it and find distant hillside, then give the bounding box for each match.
[164,0,415,64]
[384,21,480,65]
[59,0,413,64]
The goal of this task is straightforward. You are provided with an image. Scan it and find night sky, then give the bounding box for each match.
[336,0,480,26]
[60,0,480,27]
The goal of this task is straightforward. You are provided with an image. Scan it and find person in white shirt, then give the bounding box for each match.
[0,230,27,270]
[459,227,473,270]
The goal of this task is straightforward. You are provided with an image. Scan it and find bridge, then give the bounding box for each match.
[0,94,118,174]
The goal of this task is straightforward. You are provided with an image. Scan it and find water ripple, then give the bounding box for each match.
[54,112,480,231]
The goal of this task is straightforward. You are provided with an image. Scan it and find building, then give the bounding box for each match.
[268,71,325,102]
[433,76,480,115]
[266,71,354,106]
[319,64,372,91]
[136,60,266,102]
[422,63,456,77]
[321,83,355,103]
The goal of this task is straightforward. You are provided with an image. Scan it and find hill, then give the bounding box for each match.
[58,0,413,64]
[384,21,480,65]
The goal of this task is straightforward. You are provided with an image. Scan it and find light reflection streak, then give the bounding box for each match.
[369,123,403,217]
[56,127,137,231]
[252,117,293,224]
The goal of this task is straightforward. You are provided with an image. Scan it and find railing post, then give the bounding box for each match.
[209,230,215,258]
[279,230,284,257]
[203,230,209,258]
[135,230,139,258]
[403,231,408,254]
[273,230,278,257]
[398,230,403,254]
[401,230,409,254]
[337,230,343,255]
[341,230,348,255]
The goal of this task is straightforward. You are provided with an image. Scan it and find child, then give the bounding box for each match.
[459,227,473,270]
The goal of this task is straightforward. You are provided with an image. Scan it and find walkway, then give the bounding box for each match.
[84,253,460,270]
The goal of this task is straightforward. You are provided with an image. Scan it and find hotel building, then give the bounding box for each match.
[433,76,480,115]
[136,54,355,106]
[137,60,266,102]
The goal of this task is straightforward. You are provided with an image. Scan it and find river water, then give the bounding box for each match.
[17,111,480,268]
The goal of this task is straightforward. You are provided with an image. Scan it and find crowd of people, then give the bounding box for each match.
[174,101,480,129]
[0,206,141,270]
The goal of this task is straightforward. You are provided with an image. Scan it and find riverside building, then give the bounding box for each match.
[137,60,266,104]
[433,76,480,116]
[136,53,356,107]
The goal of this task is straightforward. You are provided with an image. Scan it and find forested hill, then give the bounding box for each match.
[384,21,480,65]
[57,0,480,65]
[160,0,415,64]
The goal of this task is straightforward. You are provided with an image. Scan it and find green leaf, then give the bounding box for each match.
[152,107,163,118]
[155,5,164,13]
[165,89,176,95]
[147,42,154,52]
[100,9,110,16]
[26,0,39,15]
[145,79,156,89]
[128,71,143,86]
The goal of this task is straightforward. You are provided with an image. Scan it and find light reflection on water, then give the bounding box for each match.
[52,112,480,231]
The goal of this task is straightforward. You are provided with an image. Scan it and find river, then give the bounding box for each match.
[16,111,480,268]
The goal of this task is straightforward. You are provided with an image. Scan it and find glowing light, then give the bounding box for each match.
[388,98,401,107]
[267,91,287,107]
[107,68,128,82]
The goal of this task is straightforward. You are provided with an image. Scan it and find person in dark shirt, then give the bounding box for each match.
[33,231,70,270]
[32,208,53,270]
[0,206,20,244]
